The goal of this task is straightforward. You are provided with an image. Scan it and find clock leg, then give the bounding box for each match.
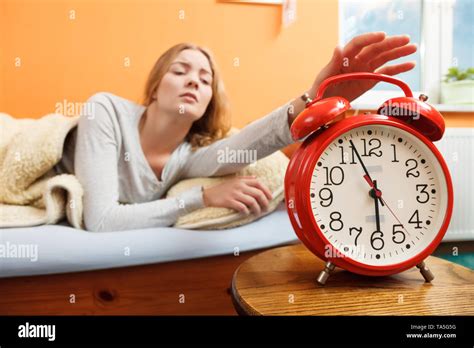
[317,261,336,285]
[416,260,434,282]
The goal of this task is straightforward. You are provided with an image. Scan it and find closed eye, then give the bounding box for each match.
[173,71,211,85]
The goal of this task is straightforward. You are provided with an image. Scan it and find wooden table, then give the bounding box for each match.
[231,243,474,315]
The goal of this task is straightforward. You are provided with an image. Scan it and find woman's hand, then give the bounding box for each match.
[309,32,418,102]
[202,176,273,216]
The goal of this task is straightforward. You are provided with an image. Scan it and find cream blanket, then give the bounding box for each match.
[0,113,84,229]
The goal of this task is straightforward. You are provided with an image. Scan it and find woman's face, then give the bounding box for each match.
[154,49,214,121]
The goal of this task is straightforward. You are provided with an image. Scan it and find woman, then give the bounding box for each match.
[57,32,417,232]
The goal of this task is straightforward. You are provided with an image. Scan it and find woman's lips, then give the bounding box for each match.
[180,93,198,103]
[180,95,197,103]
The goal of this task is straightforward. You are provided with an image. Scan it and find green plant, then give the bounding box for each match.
[443,67,474,83]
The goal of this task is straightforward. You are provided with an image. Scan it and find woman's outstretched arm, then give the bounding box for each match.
[180,96,303,178]
[181,32,417,178]
[74,102,205,232]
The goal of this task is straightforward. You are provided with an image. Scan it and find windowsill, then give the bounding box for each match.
[351,102,474,113]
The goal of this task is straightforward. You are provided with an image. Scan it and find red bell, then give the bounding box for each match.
[290,97,350,140]
[377,95,445,141]
[291,72,446,142]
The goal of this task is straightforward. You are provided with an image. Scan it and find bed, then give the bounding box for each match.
[0,202,299,315]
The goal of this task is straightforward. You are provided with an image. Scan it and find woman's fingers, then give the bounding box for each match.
[356,35,411,63]
[236,192,261,215]
[231,200,250,215]
[243,178,273,200]
[243,185,270,213]
[375,61,416,76]
[342,32,386,61]
[369,44,417,71]
[233,176,273,214]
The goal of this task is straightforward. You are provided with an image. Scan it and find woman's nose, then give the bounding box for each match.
[186,76,199,89]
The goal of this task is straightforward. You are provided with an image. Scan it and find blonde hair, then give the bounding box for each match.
[142,43,231,150]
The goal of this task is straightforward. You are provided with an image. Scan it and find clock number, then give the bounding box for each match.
[391,144,399,163]
[361,138,382,157]
[370,231,385,251]
[349,227,362,246]
[323,166,344,186]
[405,159,420,178]
[339,146,347,165]
[392,224,406,244]
[416,184,430,204]
[329,212,344,231]
[408,210,423,229]
[318,188,333,207]
[339,146,357,164]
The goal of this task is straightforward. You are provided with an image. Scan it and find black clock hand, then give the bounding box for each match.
[372,180,381,232]
[350,138,410,237]
[349,139,371,180]
[349,141,410,236]
[349,139,385,207]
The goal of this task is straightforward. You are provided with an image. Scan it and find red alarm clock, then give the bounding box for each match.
[284,72,453,285]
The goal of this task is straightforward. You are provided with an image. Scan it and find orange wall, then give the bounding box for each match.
[442,112,474,127]
[0,0,338,128]
[1,0,471,129]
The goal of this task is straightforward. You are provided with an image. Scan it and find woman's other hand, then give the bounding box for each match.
[202,176,273,216]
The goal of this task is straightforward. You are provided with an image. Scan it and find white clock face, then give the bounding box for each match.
[309,124,449,266]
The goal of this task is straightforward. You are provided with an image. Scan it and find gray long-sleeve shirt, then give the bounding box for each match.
[55,92,295,232]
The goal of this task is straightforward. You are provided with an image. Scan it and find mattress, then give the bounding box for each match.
[0,202,298,278]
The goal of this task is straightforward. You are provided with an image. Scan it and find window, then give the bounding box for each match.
[452,0,474,70]
[340,0,422,91]
[339,0,474,108]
